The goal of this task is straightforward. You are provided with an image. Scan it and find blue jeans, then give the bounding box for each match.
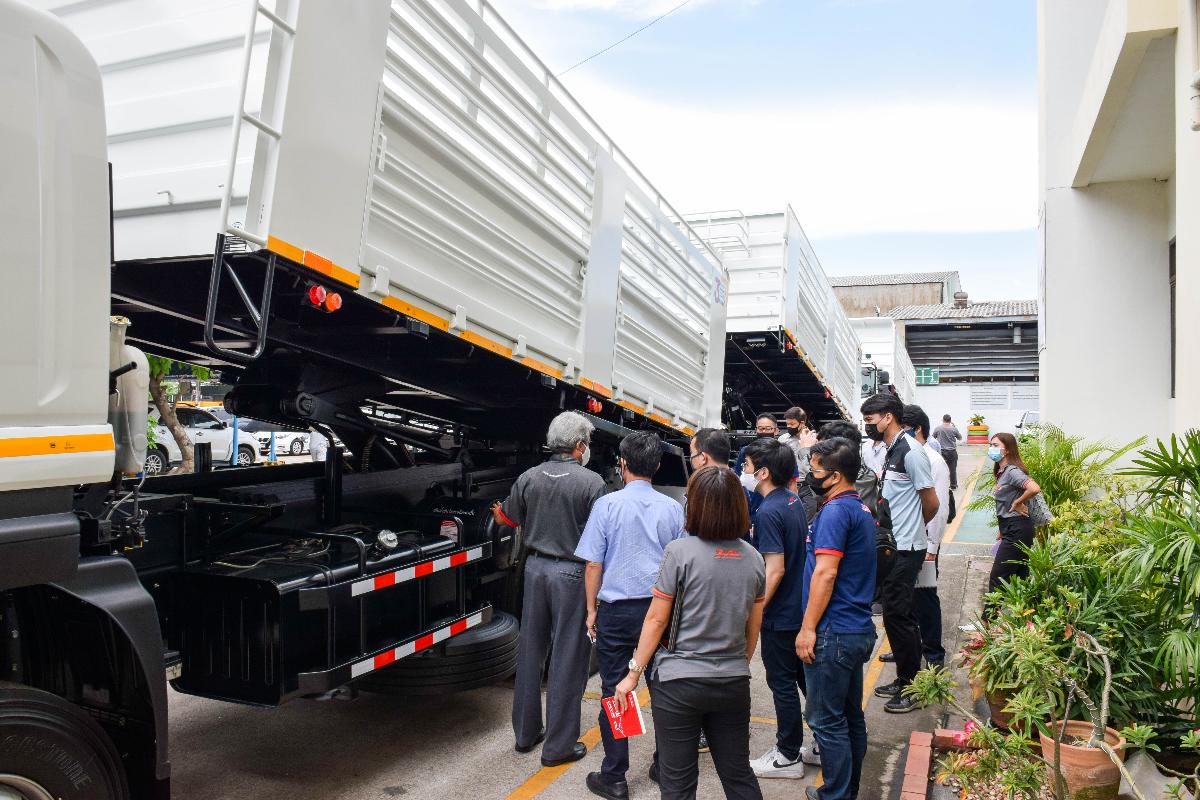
[803,630,876,800]
[759,628,807,760]
[596,598,653,779]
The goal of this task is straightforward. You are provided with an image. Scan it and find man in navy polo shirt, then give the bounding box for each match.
[742,438,817,780]
[796,437,879,800]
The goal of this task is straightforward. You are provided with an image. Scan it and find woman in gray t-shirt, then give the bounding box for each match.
[614,466,765,799]
[985,433,1042,612]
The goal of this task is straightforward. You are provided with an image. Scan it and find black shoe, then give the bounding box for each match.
[884,692,922,714]
[806,788,821,800]
[542,742,587,767]
[878,651,896,663]
[515,727,547,753]
[648,762,659,785]
[698,731,710,753]
[586,772,629,800]
[925,658,945,671]
[874,679,905,698]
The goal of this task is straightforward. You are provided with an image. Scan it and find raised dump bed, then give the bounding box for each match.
[688,207,860,425]
[45,0,728,435]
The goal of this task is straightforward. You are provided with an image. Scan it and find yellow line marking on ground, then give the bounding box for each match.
[750,715,778,726]
[941,467,982,546]
[506,686,651,800]
[862,634,891,709]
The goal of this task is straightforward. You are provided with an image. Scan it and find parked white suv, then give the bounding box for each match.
[254,430,309,456]
[144,407,259,474]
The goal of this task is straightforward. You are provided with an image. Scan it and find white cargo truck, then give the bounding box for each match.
[688,207,861,427]
[850,317,917,403]
[0,1,728,797]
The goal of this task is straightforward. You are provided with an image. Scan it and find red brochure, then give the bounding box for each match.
[601,691,646,740]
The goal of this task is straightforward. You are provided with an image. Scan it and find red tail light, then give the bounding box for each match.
[307,284,327,306]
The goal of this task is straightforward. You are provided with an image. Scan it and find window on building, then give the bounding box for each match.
[1170,239,1177,399]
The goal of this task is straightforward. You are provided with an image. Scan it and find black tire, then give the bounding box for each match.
[143,446,168,476]
[354,611,519,696]
[289,438,304,455]
[236,444,255,466]
[0,683,129,800]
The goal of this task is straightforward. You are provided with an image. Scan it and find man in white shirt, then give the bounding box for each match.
[861,436,887,478]
[903,405,949,668]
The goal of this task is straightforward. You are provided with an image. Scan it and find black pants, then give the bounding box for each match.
[596,598,652,779]
[987,515,1035,604]
[651,676,762,800]
[941,449,959,489]
[880,549,926,685]
[759,628,807,760]
[914,553,944,664]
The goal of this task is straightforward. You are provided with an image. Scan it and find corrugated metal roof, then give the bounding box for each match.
[828,271,960,288]
[887,300,1038,320]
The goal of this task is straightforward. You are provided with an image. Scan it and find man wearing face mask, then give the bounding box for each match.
[743,438,818,780]
[576,431,685,800]
[778,407,817,478]
[494,411,607,766]
[734,414,780,488]
[860,394,938,714]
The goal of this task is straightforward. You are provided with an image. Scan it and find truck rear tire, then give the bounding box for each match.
[354,611,519,696]
[0,683,129,800]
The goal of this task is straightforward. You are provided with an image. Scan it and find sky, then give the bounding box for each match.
[487,0,1039,301]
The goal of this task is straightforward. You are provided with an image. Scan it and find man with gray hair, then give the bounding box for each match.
[493,411,607,767]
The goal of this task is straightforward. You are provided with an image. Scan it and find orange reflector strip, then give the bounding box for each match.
[266,236,361,289]
[616,400,646,416]
[648,413,673,427]
[381,296,451,331]
[520,357,563,380]
[580,378,613,399]
[460,330,513,358]
[0,433,114,459]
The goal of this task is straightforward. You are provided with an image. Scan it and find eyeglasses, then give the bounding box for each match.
[688,453,704,462]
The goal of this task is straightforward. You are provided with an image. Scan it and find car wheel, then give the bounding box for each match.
[0,683,130,800]
[289,438,304,455]
[143,447,168,476]
[237,445,255,466]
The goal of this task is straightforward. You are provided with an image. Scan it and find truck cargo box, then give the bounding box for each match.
[688,208,860,424]
[44,0,729,435]
[851,317,917,403]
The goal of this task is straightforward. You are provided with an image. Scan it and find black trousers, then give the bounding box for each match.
[596,598,652,779]
[880,549,926,685]
[651,676,762,800]
[987,515,1035,601]
[941,449,959,489]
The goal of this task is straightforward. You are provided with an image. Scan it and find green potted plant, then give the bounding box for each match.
[968,413,989,444]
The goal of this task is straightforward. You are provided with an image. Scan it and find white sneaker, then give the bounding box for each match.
[799,744,822,766]
[750,746,805,779]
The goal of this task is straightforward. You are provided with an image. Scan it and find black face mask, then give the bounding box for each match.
[865,423,884,442]
[756,432,775,439]
[787,425,800,435]
[805,470,834,496]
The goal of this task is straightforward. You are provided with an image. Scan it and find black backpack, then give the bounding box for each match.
[856,466,896,556]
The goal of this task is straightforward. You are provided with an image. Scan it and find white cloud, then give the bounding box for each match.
[563,76,1037,238]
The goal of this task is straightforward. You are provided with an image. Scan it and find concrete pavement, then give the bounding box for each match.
[165,447,995,799]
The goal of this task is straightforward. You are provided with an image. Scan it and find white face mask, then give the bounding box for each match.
[580,444,591,467]
[739,471,759,493]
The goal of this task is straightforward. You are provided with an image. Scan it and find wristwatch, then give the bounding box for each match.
[628,658,645,674]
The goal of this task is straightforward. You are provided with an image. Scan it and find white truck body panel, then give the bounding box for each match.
[0,0,115,491]
[689,208,860,420]
[46,0,728,432]
[851,317,917,404]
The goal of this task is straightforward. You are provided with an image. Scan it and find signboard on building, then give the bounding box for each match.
[970,385,1010,409]
[915,367,940,385]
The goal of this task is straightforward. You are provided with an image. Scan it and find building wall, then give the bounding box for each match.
[1038,0,1189,447]
[833,283,945,318]
[914,383,1039,437]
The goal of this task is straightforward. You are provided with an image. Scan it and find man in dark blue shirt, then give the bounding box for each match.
[743,438,815,780]
[797,437,879,800]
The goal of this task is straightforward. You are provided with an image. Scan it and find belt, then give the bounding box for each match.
[529,550,582,563]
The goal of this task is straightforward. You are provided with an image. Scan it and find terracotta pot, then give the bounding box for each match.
[1039,721,1126,800]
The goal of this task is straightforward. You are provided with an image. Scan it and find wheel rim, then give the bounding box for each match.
[145,453,163,474]
[238,449,252,465]
[0,775,55,800]
[290,439,302,454]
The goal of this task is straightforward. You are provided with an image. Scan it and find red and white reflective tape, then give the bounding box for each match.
[350,546,486,597]
[349,611,486,679]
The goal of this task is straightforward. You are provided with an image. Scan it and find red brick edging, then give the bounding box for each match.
[902,731,933,800]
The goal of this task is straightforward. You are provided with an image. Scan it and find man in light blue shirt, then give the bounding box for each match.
[576,431,685,800]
